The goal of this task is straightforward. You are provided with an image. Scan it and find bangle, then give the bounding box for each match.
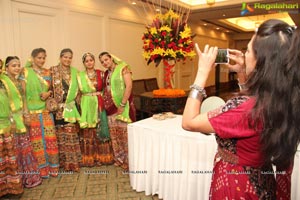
[188,89,204,101]
[120,102,126,107]
[189,84,207,98]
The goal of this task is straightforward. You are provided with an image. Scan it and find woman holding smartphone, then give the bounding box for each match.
[182,19,299,199]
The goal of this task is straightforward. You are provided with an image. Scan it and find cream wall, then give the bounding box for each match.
[177,24,231,88]
[0,0,231,89]
[0,0,158,78]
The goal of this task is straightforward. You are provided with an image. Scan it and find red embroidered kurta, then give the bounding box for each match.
[208,96,292,200]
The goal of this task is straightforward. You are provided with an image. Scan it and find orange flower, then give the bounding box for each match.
[153,88,185,97]
[142,9,195,66]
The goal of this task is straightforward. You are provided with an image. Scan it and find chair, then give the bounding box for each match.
[144,78,159,92]
[132,79,147,110]
[200,96,226,113]
[132,79,147,120]
[132,79,146,96]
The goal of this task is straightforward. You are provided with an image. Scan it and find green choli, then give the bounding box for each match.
[110,61,132,123]
[77,71,98,128]
[0,74,26,133]
[0,82,11,134]
[24,67,48,112]
[63,66,81,123]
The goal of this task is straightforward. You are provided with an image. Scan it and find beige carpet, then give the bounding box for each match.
[2,165,160,200]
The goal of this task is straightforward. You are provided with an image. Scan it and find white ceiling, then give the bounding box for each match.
[187,0,300,33]
[125,0,300,33]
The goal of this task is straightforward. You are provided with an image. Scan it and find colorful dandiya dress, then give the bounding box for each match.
[50,65,82,171]
[0,74,42,188]
[208,96,292,200]
[24,67,59,178]
[77,69,113,167]
[0,77,23,197]
[103,61,136,170]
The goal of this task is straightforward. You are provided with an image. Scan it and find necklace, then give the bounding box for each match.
[32,66,42,76]
[61,65,71,82]
[87,70,96,79]
[87,70,97,86]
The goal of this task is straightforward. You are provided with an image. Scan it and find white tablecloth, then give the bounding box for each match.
[128,115,217,200]
[128,115,300,200]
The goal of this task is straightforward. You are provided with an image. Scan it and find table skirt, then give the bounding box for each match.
[128,116,300,200]
[128,116,217,200]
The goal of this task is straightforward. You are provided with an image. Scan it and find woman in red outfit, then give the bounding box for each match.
[182,19,300,199]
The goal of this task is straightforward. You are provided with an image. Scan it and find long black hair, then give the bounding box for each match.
[246,19,299,169]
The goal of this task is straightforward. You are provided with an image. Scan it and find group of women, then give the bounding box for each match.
[0,48,135,197]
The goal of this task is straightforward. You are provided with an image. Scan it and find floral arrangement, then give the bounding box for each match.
[153,88,185,97]
[142,9,196,66]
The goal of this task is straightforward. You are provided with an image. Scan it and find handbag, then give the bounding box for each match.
[46,97,58,112]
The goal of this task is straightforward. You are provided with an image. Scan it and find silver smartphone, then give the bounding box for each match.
[215,48,229,64]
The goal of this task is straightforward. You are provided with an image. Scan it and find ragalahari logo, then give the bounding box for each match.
[241,2,254,16]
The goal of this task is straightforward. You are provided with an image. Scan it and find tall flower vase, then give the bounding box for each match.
[162,58,176,89]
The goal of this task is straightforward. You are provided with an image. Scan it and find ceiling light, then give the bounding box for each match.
[219,12,295,32]
[131,1,136,5]
[207,0,215,5]
[179,0,225,6]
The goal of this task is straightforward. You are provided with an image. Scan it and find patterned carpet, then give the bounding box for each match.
[2,165,160,200]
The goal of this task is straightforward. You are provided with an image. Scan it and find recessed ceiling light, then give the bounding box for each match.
[203,23,207,26]
[222,14,226,17]
[179,0,226,6]
[131,1,136,5]
[155,8,160,12]
[219,12,295,32]
[216,27,220,30]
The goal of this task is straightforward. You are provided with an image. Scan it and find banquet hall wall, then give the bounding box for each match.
[0,0,243,90]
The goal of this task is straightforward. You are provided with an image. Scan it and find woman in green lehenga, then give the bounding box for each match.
[78,53,114,167]
[0,58,24,197]
[99,52,136,170]
[1,56,42,188]
[24,48,59,178]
